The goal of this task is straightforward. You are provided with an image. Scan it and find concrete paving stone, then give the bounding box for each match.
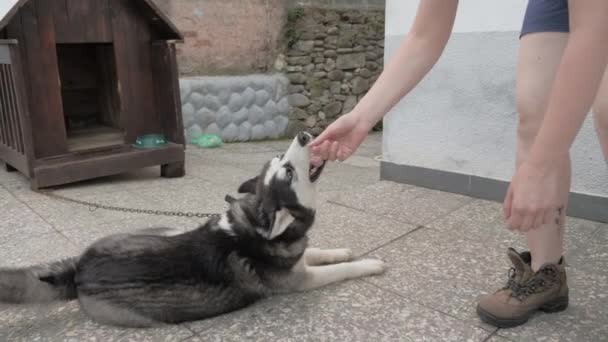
[0,301,194,342]
[26,196,101,231]
[485,335,514,342]
[497,268,608,342]
[136,182,232,216]
[329,181,472,225]
[366,227,510,322]
[309,202,419,257]
[327,180,418,215]
[566,224,608,276]
[61,216,202,250]
[82,190,174,223]
[0,184,19,206]
[186,159,260,187]
[191,150,279,174]
[0,166,28,185]
[186,281,490,341]
[341,154,381,168]
[0,232,79,268]
[317,162,381,192]
[0,202,55,242]
[2,179,49,202]
[428,200,603,259]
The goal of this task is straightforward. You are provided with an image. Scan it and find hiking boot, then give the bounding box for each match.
[476,248,569,328]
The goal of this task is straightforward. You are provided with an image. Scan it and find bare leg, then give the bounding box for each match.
[303,248,353,266]
[516,32,569,271]
[592,69,608,162]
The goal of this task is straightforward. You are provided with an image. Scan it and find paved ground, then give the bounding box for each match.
[0,133,606,342]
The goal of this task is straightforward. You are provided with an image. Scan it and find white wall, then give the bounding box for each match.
[383,0,608,197]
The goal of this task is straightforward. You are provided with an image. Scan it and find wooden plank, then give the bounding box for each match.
[56,0,112,43]
[0,44,10,63]
[0,0,28,32]
[9,42,35,172]
[151,41,185,146]
[2,63,23,152]
[132,5,161,137]
[138,0,183,41]
[22,1,68,158]
[0,65,10,146]
[110,0,134,142]
[51,0,70,43]
[33,143,184,188]
[0,142,28,174]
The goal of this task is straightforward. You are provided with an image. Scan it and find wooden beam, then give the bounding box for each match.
[33,143,184,189]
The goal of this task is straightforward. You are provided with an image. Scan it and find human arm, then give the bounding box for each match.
[311,0,459,161]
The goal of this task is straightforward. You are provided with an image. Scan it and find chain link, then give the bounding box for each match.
[36,191,221,219]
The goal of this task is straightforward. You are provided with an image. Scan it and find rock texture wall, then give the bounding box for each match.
[180,75,291,142]
[280,7,385,135]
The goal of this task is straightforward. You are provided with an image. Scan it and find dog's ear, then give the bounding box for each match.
[259,206,294,240]
[238,176,259,194]
[267,208,294,240]
[224,194,237,204]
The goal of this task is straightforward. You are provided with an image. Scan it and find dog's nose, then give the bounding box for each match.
[297,132,312,146]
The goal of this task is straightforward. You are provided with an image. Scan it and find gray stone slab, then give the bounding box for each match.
[497,268,608,342]
[185,159,259,188]
[567,225,608,275]
[0,301,194,342]
[0,232,79,268]
[317,162,381,192]
[0,202,55,242]
[0,167,28,185]
[136,182,232,220]
[26,197,101,231]
[76,190,167,224]
[427,199,603,256]
[186,281,490,341]
[2,179,48,202]
[0,185,18,207]
[329,181,473,225]
[366,228,509,324]
[310,202,419,257]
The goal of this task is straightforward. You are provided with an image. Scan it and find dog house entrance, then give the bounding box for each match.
[57,43,124,152]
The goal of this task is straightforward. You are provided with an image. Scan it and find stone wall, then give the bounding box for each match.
[280,7,385,135]
[180,75,291,142]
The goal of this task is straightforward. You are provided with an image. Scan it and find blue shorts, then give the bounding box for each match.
[521,0,569,37]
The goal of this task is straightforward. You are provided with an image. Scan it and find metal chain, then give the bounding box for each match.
[36,191,221,219]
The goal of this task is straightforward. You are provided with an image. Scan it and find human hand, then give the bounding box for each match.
[503,160,565,232]
[310,112,374,162]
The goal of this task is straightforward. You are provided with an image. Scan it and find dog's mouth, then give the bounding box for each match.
[309,160,326,183]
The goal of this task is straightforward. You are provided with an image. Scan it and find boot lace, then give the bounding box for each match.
[510,266,558,301]
[502,267,520,292]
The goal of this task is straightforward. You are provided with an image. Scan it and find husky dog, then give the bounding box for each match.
[0,132,385,327]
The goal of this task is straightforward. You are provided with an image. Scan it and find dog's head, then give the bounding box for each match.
[235,132,326,240]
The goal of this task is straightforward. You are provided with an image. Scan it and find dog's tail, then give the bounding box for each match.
[0,258,79,303]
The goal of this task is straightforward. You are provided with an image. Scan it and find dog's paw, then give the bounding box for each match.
[355,259,386,276]
[333,248,354,262]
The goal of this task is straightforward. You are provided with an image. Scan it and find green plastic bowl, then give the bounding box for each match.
[133,134,168,149]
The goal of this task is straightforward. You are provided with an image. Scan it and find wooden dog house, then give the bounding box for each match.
[0,0,186,189]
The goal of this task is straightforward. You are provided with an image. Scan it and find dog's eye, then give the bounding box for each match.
[285,168,293,181]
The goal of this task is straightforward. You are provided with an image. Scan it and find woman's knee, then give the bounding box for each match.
[516,95,545,142]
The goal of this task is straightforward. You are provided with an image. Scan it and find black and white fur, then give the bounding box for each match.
[0,132,385,327]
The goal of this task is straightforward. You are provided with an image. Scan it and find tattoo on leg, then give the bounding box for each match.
[555,206,564,226]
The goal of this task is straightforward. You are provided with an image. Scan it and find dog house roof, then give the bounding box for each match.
[0,0,183,40]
